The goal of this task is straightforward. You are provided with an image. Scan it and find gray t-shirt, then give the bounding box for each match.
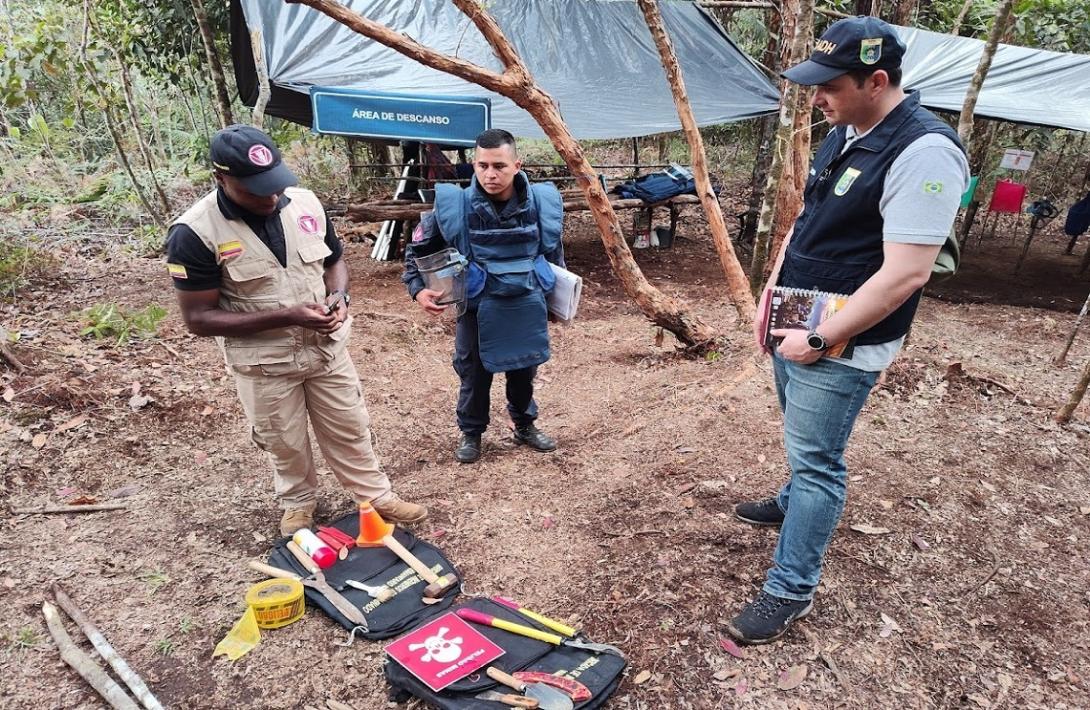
[826,125,970,372]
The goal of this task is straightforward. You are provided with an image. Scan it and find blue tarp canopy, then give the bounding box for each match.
[900,26,1090,133]
[231,0,780,140]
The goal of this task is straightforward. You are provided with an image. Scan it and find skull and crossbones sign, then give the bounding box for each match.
[407,626,463,663]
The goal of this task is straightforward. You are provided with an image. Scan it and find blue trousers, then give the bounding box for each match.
[764,352,879,601]
[453,310,537,435]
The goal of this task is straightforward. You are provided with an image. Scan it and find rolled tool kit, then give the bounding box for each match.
[384,597,626,709]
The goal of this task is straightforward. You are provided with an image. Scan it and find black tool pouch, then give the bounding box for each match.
[267,511,459,639]
[383,597,626,709]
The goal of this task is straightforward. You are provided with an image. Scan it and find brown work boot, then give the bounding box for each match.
[373,494,428,525]
[279,501,317,537]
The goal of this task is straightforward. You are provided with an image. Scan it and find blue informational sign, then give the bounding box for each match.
[310,87,491,146]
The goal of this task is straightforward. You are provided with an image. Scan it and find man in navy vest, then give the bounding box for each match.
[728,17,970,644]
[403,129,565,463]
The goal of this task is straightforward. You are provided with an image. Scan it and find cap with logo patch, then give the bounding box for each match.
[782,16,905,86]
[209,124,298,196]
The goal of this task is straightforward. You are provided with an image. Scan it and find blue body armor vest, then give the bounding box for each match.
[780,92,966,346]
[433,172,564,373]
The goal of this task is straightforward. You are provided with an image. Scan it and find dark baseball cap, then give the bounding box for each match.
[209,124,297,196]
[782,16,905,86]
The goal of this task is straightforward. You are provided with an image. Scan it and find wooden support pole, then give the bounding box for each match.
[1055,355,1090,423]
[53,585,163,710]
[250,29,271,129]
[42,602,141,710]
[637,0,755,322]
[286,0,721,346]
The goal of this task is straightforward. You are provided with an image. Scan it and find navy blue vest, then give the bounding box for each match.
[780,92,965,345]
[433,173,563,373]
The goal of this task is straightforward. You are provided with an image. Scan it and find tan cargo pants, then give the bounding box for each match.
[230,347,392,508]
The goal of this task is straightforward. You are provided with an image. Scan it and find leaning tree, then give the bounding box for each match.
[285,0,728,346]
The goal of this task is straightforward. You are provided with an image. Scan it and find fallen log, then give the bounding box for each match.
[345,195,701,222]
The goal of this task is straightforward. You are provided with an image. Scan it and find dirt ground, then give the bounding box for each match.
[1,203,1089,710]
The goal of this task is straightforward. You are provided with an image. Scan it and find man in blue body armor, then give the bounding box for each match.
[403,129,565,464]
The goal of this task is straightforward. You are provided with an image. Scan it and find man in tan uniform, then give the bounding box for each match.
[166,125,426,536]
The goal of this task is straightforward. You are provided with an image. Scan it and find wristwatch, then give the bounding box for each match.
[328,290,350,306]
[806,330,829,352]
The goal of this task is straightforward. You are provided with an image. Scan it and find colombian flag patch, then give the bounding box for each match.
[217,240,244,259]
[167,263,188,279]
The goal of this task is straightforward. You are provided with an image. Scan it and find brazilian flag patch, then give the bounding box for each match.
[167,263,188,279]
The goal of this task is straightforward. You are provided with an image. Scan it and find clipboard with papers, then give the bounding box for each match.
[546,262,583,323]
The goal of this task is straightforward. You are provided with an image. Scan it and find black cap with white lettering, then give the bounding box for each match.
[782,16,905,86]
[209,124,297,196]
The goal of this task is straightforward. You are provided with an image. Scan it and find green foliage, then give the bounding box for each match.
[78,303,167,345]
[0,240,54,297]
[9,627,44,651]
[155,637,175,656]
[1012,0,1090,53]
[138,569,171,592]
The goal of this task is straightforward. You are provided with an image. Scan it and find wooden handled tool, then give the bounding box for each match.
[487,667,573,710]
[279,542,368,628]
[472,689,539,708]
[380,534,458,604]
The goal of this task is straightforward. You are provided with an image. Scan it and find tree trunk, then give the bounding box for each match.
[113,54,172,216]
[741,7,782,245]
[285,0,719,347]
[956,0,1014,150]
[750,0,813,290]
[950,0,973,34]
[893,0,917,25]
[1055,288,1090,366]
[190,0,235,128]
[79,1,164,226]
[1055,355,1090,423]
[250,29,272,129]
[636,0,754,323]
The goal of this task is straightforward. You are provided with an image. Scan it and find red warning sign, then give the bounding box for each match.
[384,612,505,692]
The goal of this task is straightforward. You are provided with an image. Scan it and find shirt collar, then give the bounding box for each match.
[845,91,922,153]
[216,186,292,221]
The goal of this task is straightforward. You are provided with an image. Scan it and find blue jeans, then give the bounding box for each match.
[764,352,879,601]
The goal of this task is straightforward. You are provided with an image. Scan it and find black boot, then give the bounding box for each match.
[734,497,785,527]
[513,424,557,452]
[454,433,482,463]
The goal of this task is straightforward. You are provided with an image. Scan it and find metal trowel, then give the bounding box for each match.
[486,667,573,710]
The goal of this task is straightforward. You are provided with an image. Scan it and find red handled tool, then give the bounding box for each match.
[512,672,592,704]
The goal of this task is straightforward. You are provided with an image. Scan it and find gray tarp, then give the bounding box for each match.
[900,26,1090,133]
[233,0,780,139]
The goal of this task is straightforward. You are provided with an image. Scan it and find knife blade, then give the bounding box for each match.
[486,667,572,710]
[472,689,539,707]
[283,542,368,628]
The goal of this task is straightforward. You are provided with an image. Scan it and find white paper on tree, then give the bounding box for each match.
[546,263,582,323]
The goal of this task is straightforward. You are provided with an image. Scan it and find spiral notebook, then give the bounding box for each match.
[763,286,856,358]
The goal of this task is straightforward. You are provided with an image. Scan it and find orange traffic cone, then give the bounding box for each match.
[357,500,394,547]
